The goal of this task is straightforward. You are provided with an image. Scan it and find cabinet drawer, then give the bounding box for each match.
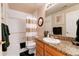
[45,44,65,56]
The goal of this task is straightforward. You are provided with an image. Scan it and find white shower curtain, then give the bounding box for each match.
[26,16,37,43]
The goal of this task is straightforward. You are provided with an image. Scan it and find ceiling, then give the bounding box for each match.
[46,3,77,16]
[8,3,77,16]
[8,3,45,14]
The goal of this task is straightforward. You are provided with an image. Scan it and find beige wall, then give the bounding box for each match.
[45,4,79,35]
[37,6,46,38]
[33,5,46,39]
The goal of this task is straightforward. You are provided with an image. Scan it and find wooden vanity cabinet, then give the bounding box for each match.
[36,39,45,56]
[36,39,65,56]
[45,44,65,56]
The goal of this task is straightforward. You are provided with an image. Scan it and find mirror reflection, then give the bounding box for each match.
[44,3,79,39]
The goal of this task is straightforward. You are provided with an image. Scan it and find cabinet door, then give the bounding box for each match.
[36,47,44,56]
[45,44,65,56]
[36,40,44,56]
[45,51,52,56]
[66,10,79,38]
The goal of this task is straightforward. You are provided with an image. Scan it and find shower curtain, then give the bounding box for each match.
[26,17,37,45]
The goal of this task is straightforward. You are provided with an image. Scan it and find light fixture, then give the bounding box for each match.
[45,3,57,10]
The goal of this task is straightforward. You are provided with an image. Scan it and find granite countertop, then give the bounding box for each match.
[47,40,79,56]
[36,37,79,56]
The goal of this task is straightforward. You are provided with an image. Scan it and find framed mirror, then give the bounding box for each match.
[38,17,44,27]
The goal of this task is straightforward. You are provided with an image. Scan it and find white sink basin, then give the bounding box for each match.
[43,37,61,44]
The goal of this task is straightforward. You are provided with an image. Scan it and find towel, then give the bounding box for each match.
[2,23,10,51]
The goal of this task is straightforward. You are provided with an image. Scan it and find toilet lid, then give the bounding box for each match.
[26,41,36,46]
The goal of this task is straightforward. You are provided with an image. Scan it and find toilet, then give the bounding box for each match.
[26,41,36,54]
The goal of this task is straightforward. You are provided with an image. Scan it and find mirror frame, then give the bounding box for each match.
[38,17,44,27]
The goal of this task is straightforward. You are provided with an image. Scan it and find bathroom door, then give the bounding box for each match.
[66,10,79,38]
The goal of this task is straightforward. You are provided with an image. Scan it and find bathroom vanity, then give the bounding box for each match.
[36,36,79,56]
[36,38,65,56]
